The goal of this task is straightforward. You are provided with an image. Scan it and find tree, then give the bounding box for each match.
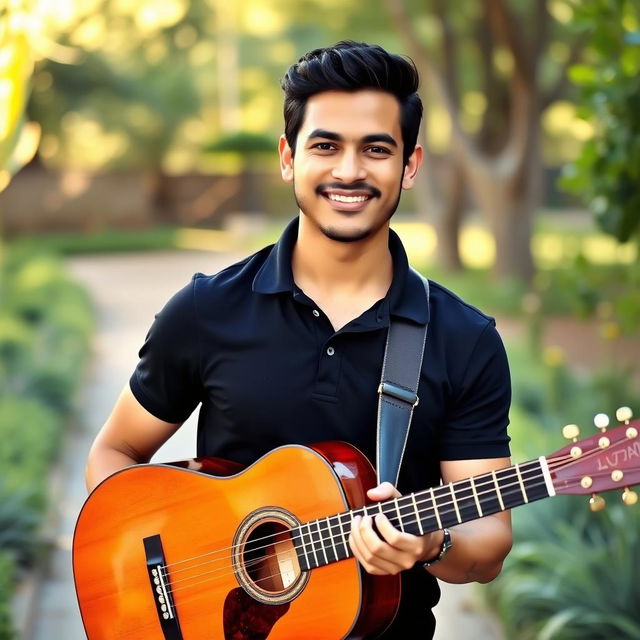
[0,5,40,193]
[561,0,640,244]
[385,0,586,281]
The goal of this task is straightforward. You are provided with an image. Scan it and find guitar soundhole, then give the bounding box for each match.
[233,507,309,605]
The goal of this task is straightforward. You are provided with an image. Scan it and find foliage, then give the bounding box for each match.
[486,503,640,640]
[0,553,15,640]
[0,5,39,191]
[204,132,277,155]
[0,248,93,633]
[484,337,640,640]
[561,0,640,243]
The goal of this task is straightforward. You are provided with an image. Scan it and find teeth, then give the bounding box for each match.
[328,194,368,203]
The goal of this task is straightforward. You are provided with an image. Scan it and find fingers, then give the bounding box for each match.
[366,482,401,501]
[348,514,423,575]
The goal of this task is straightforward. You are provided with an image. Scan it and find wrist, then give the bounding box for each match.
[423,528,453,568]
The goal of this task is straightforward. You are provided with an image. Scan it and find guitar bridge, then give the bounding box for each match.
[143,534,183,640]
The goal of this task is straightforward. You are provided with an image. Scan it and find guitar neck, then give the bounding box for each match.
[293,457,554,571]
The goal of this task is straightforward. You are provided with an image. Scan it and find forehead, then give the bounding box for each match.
[299,90,402,140]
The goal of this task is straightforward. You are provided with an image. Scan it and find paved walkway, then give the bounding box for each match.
[26,250,503,640]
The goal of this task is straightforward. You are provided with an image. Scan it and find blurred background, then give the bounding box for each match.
[1,0,639,638]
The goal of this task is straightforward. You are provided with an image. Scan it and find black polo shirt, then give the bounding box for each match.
[130,217,511,638]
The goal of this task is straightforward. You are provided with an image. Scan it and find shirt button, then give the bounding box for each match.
[326,346,335,356]
[312,309,320,317]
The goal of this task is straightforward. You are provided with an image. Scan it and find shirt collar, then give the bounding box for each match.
[253,217,429,325]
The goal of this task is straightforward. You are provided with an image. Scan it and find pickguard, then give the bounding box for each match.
[223,588,290,640]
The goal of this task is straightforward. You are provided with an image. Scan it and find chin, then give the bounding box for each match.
[320,226,373,243]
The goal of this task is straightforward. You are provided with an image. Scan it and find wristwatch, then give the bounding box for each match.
[423,528,453,568]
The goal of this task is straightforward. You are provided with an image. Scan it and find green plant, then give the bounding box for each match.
[0,552,15,640]
[486,503,640,639]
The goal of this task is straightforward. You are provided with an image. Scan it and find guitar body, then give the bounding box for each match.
[73,442,400,640]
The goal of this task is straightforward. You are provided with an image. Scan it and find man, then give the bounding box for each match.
[86,41,513,638]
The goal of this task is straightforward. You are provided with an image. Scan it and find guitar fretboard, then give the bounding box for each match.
[291,458,552,571]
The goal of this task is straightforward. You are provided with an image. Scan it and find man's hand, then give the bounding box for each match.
[348,482,443,575]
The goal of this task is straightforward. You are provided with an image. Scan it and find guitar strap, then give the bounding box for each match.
[376,269,430,487]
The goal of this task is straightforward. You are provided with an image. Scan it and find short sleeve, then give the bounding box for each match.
[439,321,511,460]
[129,277,202,423]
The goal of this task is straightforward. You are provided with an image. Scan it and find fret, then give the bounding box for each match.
[394,499,405,532]
[291,527,310,571]
[411,493,424,535]
[470,476,483,517]
[494,467,525,510]
[448,480,479,524]
[306,521,319,568]
[294,460,553,571]
[337,513,350,559]
[321,517,339,565]
[315,520,329,565]
[491,469,505,511]
[514,463,529,503]
[449,483,462,524]
[430,487,443,529]
[520,461,551,502]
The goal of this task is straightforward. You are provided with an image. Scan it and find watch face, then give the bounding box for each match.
[441,528,453,554]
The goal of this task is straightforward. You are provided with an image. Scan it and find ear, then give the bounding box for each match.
[401,144,423,190]
[279,135,294,183]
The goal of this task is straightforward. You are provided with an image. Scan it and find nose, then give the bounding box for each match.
[331,149,366,183]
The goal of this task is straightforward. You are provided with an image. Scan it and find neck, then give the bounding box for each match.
[292,214,392,295]
[292,214,393,330]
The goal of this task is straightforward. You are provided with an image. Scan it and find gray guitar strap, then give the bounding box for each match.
[376,270,430,486]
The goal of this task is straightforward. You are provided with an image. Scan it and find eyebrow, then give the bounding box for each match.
[307,129,398,148]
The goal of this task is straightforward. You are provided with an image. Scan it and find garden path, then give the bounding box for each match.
[27,249,508,640]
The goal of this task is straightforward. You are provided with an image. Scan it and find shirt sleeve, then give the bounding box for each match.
[129,276,202,423]
[439,320,512,460]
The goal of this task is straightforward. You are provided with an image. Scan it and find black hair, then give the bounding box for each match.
[280,41,423,165]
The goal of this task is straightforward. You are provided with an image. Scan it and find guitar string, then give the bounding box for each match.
[162,464,581,596]
[163,435,634,577]
[159,457,549,577]
[161,443,628,594]
[163,460,627,599]
[164,465,615,599]
[160,450,594,583]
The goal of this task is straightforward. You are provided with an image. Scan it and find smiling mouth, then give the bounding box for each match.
[326,193,370,204]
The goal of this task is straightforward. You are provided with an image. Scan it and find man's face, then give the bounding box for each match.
[279,90,422,243]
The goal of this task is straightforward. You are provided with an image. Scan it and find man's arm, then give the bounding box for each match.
[85,385,182,492]
[348,456,512,583]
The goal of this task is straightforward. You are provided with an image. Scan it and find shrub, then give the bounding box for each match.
[0,247,93,635]
[0,553,15,640]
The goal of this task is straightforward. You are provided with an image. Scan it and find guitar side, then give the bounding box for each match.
[73,442,400,640]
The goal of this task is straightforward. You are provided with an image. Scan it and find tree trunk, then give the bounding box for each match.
[434,160,465,271]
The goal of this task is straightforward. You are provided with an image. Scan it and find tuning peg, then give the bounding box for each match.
[616,407,633,424]
[589,494,606,512]
[594,413,609,432]
[622,488,638,506]
[562,424,580,441]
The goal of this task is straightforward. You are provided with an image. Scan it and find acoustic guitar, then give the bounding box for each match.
[73,410,640,640]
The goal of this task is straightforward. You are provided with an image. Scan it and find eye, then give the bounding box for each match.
[365,146,391,156]
[311,142,336,151]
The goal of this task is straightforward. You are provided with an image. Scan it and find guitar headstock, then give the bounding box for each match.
[547,407,639,511]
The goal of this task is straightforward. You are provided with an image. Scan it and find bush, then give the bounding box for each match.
[0,247,93,635]
[0,553,15,640]
[484,339,640,639]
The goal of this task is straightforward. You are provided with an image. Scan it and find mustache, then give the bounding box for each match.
[315,182,381,198]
